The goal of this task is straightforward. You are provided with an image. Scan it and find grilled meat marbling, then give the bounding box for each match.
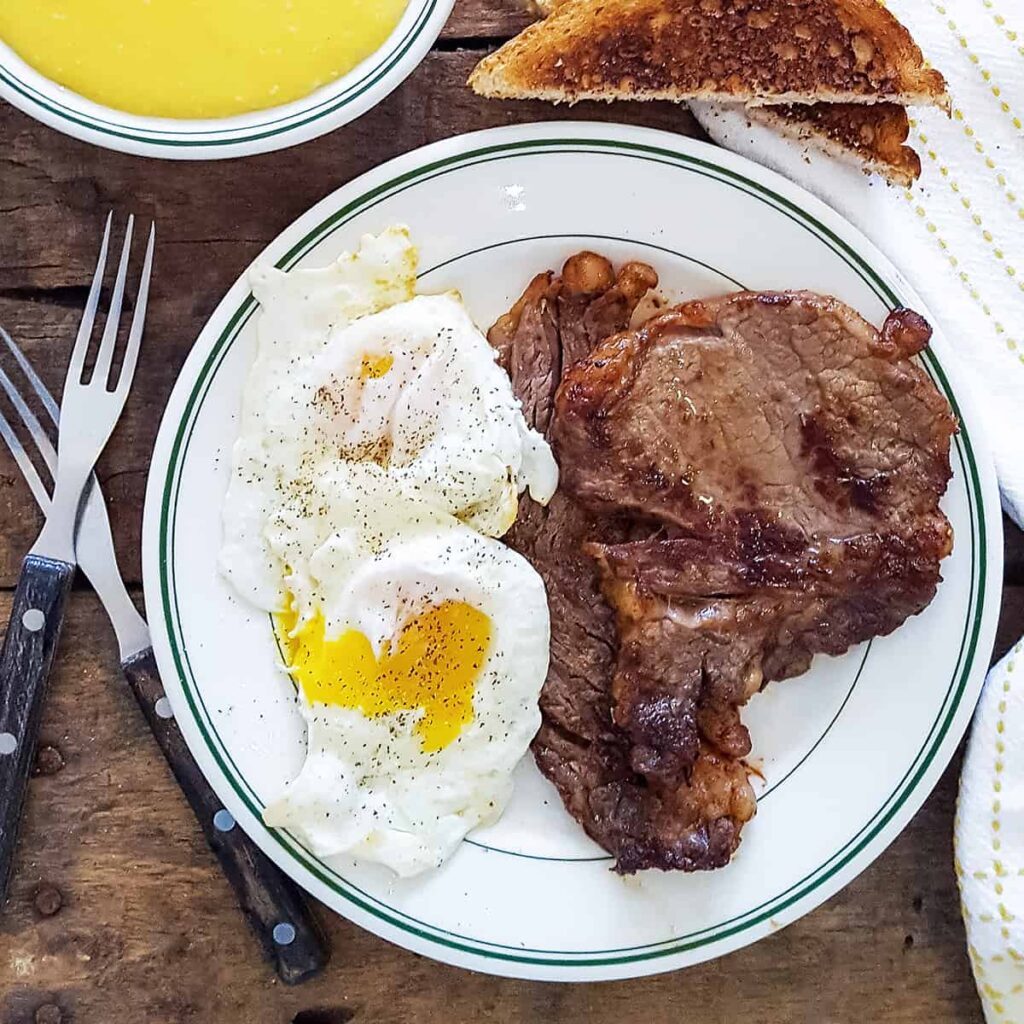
[555,292,955,790]
[491,253,756,872]
[491,262,955,872]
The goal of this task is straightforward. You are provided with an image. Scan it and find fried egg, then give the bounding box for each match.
[219,229,556,876]
[262,483,549,875]
[220,225,419,611]
[221,226,556,620]
[256,290,557,630]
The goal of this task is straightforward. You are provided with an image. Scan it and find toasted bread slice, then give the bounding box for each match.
[748,101,921,184]
[470,0,949,110]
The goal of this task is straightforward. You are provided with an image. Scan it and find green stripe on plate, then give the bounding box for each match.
[157,137,988,966]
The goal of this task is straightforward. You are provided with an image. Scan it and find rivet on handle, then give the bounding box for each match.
[21,608,44,632]
[0,733,17,755]
[154,696,174,720]
[273,922,297,946]
[213,809,236,832]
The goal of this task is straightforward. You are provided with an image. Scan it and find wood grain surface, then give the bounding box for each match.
[0,1,1021,1019]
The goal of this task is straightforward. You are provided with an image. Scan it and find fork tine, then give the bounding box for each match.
[0,326,59,426]
[113,222,154,401]
[93,214,134,389]
[0,364,57,476]
[67,211,112,387]
[0,405,51,512]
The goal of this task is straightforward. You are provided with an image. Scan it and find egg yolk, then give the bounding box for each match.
[360,353,394,380]
[275,599,492,752]
[0,0,409,120]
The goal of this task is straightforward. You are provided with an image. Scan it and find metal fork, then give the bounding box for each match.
[0,334,148,659]
[0,214,153,901]
[32,214,152,561]
[0,303,328,982]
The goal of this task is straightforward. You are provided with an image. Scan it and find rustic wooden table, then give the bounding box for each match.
[1,3,1023,1020]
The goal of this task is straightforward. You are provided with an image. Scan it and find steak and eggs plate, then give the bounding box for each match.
[219,227,556,876]
[218,227,956,877]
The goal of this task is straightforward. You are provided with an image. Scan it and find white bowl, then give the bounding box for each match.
[0,0,454,159]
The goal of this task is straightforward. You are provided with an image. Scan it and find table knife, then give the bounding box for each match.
[0,322,329,985]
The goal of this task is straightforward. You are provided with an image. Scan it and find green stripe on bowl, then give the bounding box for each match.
[0,0,442,149]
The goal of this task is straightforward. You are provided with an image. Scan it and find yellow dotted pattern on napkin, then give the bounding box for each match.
[961,645,1024,1024]
[899,189,1023,361]
[920,106,1024,223]
[913,127,1024,293]
[933,4,1024,132]
[980,0,1024,57]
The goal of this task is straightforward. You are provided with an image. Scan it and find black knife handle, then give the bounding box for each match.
[0,554,75,904]
[122,647,328,984]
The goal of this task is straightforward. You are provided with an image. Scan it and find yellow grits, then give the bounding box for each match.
[0,0,410,119]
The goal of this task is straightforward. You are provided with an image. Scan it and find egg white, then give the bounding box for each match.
[220,225,418,612]
[258,292,557,629]
[220,230,556,626]
[219,228,558,877]
[263,504,549,877]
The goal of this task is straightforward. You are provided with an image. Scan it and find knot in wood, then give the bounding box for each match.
[33,884,63,917]
[34,745,65,776]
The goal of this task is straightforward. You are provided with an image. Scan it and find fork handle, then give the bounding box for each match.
[0,554,75,903]
[122,648,329,984]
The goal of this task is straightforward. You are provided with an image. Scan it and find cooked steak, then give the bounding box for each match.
[555,293,953,535]
[491,263,954,873]
[506,490,757,872]
[587,526,948,785]
[491,253,756,872]
[488,252,656,431]
[555,291,955,791]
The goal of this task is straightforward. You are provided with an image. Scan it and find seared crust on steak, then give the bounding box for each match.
[493,253,757,872]
[488,252,658,433]
[492,263,955,872]
[555,292,953,535]
[554,289,954,795]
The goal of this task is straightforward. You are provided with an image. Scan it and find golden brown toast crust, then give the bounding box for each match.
[750,101,922,184]
[469,0,949,109]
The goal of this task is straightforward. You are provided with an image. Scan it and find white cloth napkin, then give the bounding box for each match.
[689,3,1023,1019]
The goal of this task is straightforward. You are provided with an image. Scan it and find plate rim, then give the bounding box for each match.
[0,0,452,159]
[141,121,1003,980]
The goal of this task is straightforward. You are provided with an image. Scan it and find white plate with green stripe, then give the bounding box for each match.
[142,122,1002,980]
[0,0,451,159]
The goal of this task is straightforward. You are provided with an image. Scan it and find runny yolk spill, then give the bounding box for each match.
[274,599,491,753]
[359,353,394,380]
[0,0,410,119]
